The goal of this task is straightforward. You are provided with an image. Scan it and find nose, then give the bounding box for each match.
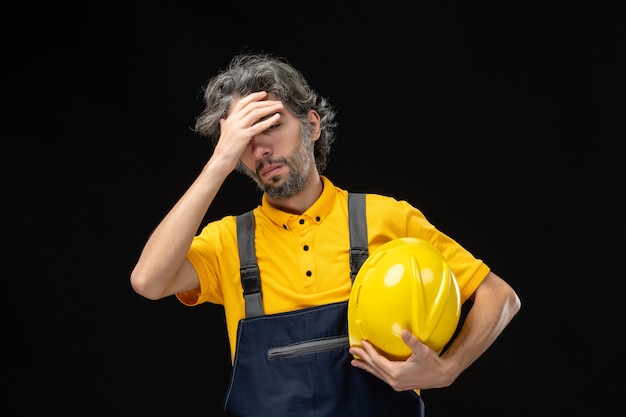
[250,134,271,160]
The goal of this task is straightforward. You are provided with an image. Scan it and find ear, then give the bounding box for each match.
[307,110,321,141]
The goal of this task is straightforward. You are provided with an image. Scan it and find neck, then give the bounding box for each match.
[266,172,323,215]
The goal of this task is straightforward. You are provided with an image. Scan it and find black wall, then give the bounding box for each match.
[8,1,623,415]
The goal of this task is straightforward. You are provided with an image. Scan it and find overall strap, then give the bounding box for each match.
[235,192,369,318]
[236,210,264,318]
[348,192,369,282]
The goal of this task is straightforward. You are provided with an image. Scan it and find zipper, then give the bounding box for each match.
[267,336,349,360]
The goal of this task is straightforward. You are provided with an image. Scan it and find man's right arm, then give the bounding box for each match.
[130,91,284,300]
[130,161,231,300]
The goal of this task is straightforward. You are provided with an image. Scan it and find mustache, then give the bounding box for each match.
[256,157,288,175]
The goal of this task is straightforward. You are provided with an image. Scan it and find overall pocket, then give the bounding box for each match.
[267,335,349,360]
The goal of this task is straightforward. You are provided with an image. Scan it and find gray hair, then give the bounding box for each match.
[194,53,337,173]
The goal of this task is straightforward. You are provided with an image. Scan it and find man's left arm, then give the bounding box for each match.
[349,271,522,391]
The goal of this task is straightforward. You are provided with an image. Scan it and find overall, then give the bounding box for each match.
[224,193,425,417]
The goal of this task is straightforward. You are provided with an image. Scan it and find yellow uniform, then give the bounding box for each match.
[177,176,490,362]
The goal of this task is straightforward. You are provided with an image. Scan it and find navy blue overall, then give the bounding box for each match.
[224,193,425,417]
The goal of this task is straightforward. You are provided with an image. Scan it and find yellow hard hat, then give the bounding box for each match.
[348,237,461,360]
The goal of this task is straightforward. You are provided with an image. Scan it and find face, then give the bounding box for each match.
[237,98,320,199]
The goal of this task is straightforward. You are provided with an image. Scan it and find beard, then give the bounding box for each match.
[238,134,315,199]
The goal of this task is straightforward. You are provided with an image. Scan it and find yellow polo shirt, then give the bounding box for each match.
[177,176,490,362]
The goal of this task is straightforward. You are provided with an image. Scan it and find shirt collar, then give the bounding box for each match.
[260,176,337,229]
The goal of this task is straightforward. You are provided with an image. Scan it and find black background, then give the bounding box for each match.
[7,1,624,416]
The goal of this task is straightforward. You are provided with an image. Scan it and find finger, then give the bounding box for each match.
[229,92,280,122]
[401,329,431,356]
[350,349,377,376]
[229,91,268,113]
[349,345,367,360]
[361,340,395,372]
[231,101,283,132]
[250,112,281,134]
[360,340,378,356]
[350,342,390,382]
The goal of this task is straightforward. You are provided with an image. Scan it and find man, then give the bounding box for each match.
[131,53,521,416]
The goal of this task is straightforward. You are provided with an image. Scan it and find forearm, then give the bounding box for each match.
[439,271,521,383]
[130,160,230,299]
